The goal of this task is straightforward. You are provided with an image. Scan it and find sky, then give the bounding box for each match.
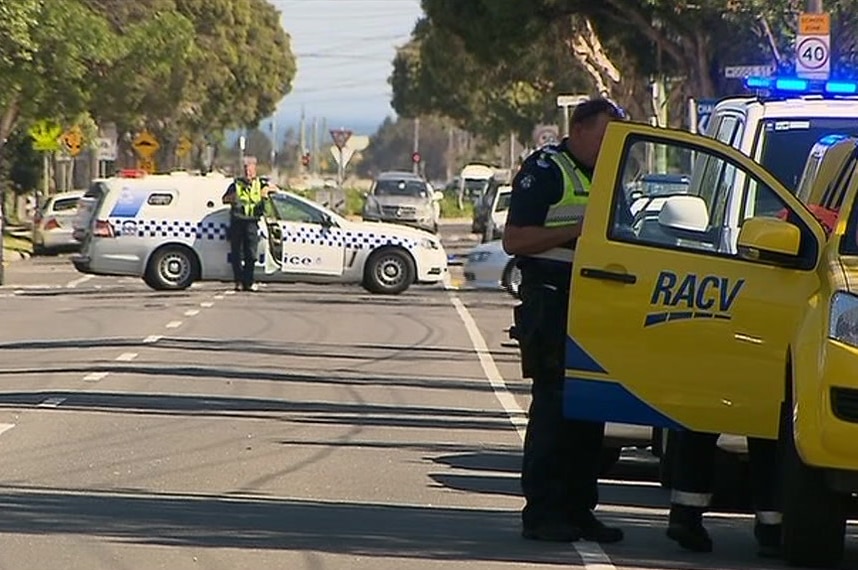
[263,0,424,142]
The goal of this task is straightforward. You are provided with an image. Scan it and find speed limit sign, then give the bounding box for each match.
[796,13,831,80]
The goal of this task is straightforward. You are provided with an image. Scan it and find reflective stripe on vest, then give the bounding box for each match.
[670,490,712,507]
[236,178,263,217]
[528,149,591,264]
[755,511,783,525]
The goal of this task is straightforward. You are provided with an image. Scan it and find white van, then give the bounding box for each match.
[71,170,448,294]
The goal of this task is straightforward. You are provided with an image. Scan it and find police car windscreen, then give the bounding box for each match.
[759,118,858,192]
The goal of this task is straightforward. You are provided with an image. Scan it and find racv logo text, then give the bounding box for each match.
[644,270,745,327]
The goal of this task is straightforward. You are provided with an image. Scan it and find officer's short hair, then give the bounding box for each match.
[570,98,627,127]
[243,156,258,166]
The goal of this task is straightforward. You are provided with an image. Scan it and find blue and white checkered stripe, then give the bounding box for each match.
[112,219,230,241]
[285,225,418,250]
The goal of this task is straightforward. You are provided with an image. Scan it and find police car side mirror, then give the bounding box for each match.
[320,214,334,228]
[737,217,801,265]
[657,195,710,235]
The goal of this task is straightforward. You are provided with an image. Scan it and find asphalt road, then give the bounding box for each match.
[0,223,855,569]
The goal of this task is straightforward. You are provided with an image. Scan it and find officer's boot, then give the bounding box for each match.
[754,522,782,558]
[666,504,713,553]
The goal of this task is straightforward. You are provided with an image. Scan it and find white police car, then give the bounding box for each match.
[71,170,448,294]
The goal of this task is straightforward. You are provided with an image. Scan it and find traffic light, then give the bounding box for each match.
[411,151,421,164]
[301,152,310,167]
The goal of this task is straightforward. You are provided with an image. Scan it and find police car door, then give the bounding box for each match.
[268,194,345,276]
[564,122,825,440]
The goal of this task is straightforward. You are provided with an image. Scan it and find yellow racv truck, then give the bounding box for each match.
[563,113,858,567]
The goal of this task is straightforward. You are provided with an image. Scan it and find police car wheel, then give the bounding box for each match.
[363,248,414,295]
[501,260,521,299]
[146,246,198,290]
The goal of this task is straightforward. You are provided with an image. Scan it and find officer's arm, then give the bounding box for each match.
[222,183,237,205]
[502,163,580,256]
[503,223,581,256]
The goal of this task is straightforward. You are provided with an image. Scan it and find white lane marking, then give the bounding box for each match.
[442,272,459,290]
[200,302,214,308]
[38,398,66,408]
[184,309,200,317]
[143,335,162,344]
[448,292,617,570]
[83,372,109,382]
[65,274,94,289]
[165,321,183,329]
[225,290,236,296]
[115,352,138,362]
[213,295,224,300]
[0,423,14,435]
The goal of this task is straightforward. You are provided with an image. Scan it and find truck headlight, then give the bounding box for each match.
[420,237,439,250]
[829,292,858,348]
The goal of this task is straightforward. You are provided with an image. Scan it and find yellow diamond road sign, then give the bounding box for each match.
[60,126,84,157]
[28,120,63,152]
[133,131,160,158]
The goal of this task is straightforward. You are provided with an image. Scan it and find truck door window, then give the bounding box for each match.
[613,136,813,263]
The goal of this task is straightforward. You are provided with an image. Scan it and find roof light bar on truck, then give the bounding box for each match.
[743,76,858,96]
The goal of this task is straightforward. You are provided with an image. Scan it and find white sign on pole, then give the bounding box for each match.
[556,94,589,107]
[95,137,117,161]
[329,145,355,168]
[724,65,776,78]
[796,12,831,80]
[692,99,718,135]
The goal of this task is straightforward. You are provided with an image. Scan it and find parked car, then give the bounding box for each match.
[362,171,442,234]
[471,174,511,234]
[33,190,86,255]
[462,239,520,298]
[481,184,512,243]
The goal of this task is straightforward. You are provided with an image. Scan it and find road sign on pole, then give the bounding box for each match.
[330,128,352,150]
[133,131,160,159]
[724,64,776,78]
[688,98,719,135]
[329,145,355,168]
[796,12,831,80]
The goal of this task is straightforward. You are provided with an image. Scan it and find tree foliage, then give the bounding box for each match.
[393,0,858,136]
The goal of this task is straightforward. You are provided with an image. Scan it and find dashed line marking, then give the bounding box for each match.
[184,309,200,317]
[143,335,162,344]
[83,372,109,382]
[38,398,66,408]
[200,302,214,308]
[213,295,224,300]
[65,275,94,289]
[165,321,183,329]
[115,352,138,362]
[225,290,236,296]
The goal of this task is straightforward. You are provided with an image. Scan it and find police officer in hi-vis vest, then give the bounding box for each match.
[503,98,627,543]
[222,156,271,292]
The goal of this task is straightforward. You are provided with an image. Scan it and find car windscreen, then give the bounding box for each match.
[374,179,428,197]
[759,118,858,191]
[51,197,80,213]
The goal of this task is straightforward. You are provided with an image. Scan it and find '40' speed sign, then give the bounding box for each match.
[796,35,830,77]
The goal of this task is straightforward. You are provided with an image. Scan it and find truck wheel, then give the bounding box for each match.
[781,402,846,568]
[362,247,414,295]
[145,245,198,291]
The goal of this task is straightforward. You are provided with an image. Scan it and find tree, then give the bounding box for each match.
[0,0,115,153]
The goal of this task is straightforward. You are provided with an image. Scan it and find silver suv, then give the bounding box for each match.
[362,171,442,234]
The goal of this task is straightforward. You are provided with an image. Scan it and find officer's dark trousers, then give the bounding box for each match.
[516,280,605,529]
[229,218,259,288]
[671,429,780,517]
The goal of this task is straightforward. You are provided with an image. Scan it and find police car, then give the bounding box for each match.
[562,75,858,568]
[71,170,448,294]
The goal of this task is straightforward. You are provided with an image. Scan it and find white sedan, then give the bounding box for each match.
[462,239,520,298]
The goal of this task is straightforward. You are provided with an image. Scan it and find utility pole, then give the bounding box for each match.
[807,0,823,12]
[269,117,277,181]
[299,106,306,175]
[412,117,420,175]
[311,116,318,176]
[446,127,454,181]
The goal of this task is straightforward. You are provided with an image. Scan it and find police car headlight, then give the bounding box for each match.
[420,237,439,250]
[829,292,858,348]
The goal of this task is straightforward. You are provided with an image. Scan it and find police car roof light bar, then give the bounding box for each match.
[744,76,858,97]
[119,169,147,178]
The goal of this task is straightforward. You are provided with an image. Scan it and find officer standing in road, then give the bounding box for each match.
[667,430,781,557]
[222,156,271,292]
[503,98,626,543]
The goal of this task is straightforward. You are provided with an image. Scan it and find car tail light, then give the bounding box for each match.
[93,220,114,238]
[43,218,60,231]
